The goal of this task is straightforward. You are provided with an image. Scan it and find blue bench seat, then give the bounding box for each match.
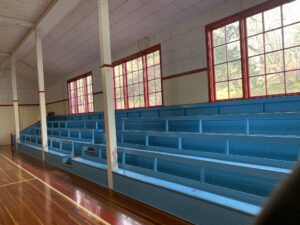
[121,112,300,136]
[120,130,300,164]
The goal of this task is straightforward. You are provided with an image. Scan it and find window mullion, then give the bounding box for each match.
[123,63,129,109]
[84,77,89,113]
[207,30,216,101]
[240,18,250,98]
[112,68,117,110]
[74,81,78,114]
[143,55,149,107]
[67,83,71,114]
[280,5,287,94]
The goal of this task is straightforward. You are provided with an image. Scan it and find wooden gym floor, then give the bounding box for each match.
[0,145,191,225]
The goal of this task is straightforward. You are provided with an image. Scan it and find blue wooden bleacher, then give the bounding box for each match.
[16,95,300,225]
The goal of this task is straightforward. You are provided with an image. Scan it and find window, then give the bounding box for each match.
[68,72,94,114]
[113,45,163,110]
[212,21,243,100]
[207,0,300,101]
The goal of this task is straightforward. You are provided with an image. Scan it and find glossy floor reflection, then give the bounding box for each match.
[0,146,191,225]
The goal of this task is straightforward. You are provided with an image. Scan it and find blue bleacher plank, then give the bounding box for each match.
[16,94,300,225]
[113,169,258,225]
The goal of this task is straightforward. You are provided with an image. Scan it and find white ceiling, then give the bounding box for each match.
[0,0,52,79]
[0,0,224,84]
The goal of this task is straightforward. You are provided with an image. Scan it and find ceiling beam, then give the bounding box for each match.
[0,0,81,70]
[0,16,34,28]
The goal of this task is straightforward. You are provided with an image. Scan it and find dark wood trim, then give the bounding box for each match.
[100,64,113,68]
[46,99,68,105]
[162,67,207,81]
[38,90,46,93]
[0,104,13,107]
[0,104,39,107]
[19,104,39,106]
[94,91,103,95]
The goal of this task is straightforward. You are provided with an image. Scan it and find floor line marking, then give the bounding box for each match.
[1,155,111,225]
[0,178,36,189]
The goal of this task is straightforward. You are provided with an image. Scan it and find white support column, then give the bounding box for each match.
[98,0,118,190]
[35,29,48,161]
[11,55,20,146]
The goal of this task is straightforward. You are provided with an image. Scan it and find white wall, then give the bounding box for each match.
[0,70,39,104]
[0,70,40,145]
[45,0,267,112]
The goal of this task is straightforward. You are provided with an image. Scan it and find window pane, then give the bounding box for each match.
[283,1,300,25]
[147,54,154,67]
[214,45,227,64]
[266,51,283,73]
[285,46,300,71]
[247,34,264,57]
[226,21,240,42]
[286,70,300,93]
[134,84,139,96]
[87,76,92,85]
[139,84,144,94]
[149,94,156,106]
[249,55,265,76]
[148,66,155,80]
[140,96,145,107]
[264,6,281,31]
[265,29,282,52]
[156,93,162,106]
[155,79,161,92]
[213,27,225,46]
[250,76,266,96]
[89,104,93,112]
[114,65,119,76]
[134,96,141,107]
[127,73,133,85]
[214,64,228,82]
[115,88,120,98]
[228,60,242,80]
[128,85,134,96]
[155,66,161,78]
[247,13,263,36]
[133,71,139,83]
[127,62,132,73]
[115,77,120,88]
[266,73,285,95]
[148,80,155,93]
[154,51,160,64]
[227,41,241,61]
[138,57,143,69]
[229,79,243,98]
[128,97,134,108]
[216,82,229,100]
[284,23,300,48]
[132,59,138,71]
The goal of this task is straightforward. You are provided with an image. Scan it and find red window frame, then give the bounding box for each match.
[113,45,163,110]
[67,72,94,114]
[206,0,299,102]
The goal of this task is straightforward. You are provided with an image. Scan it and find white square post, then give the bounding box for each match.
[11,55,20,146]
[98,0,118,189]
[35,29,48,161]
